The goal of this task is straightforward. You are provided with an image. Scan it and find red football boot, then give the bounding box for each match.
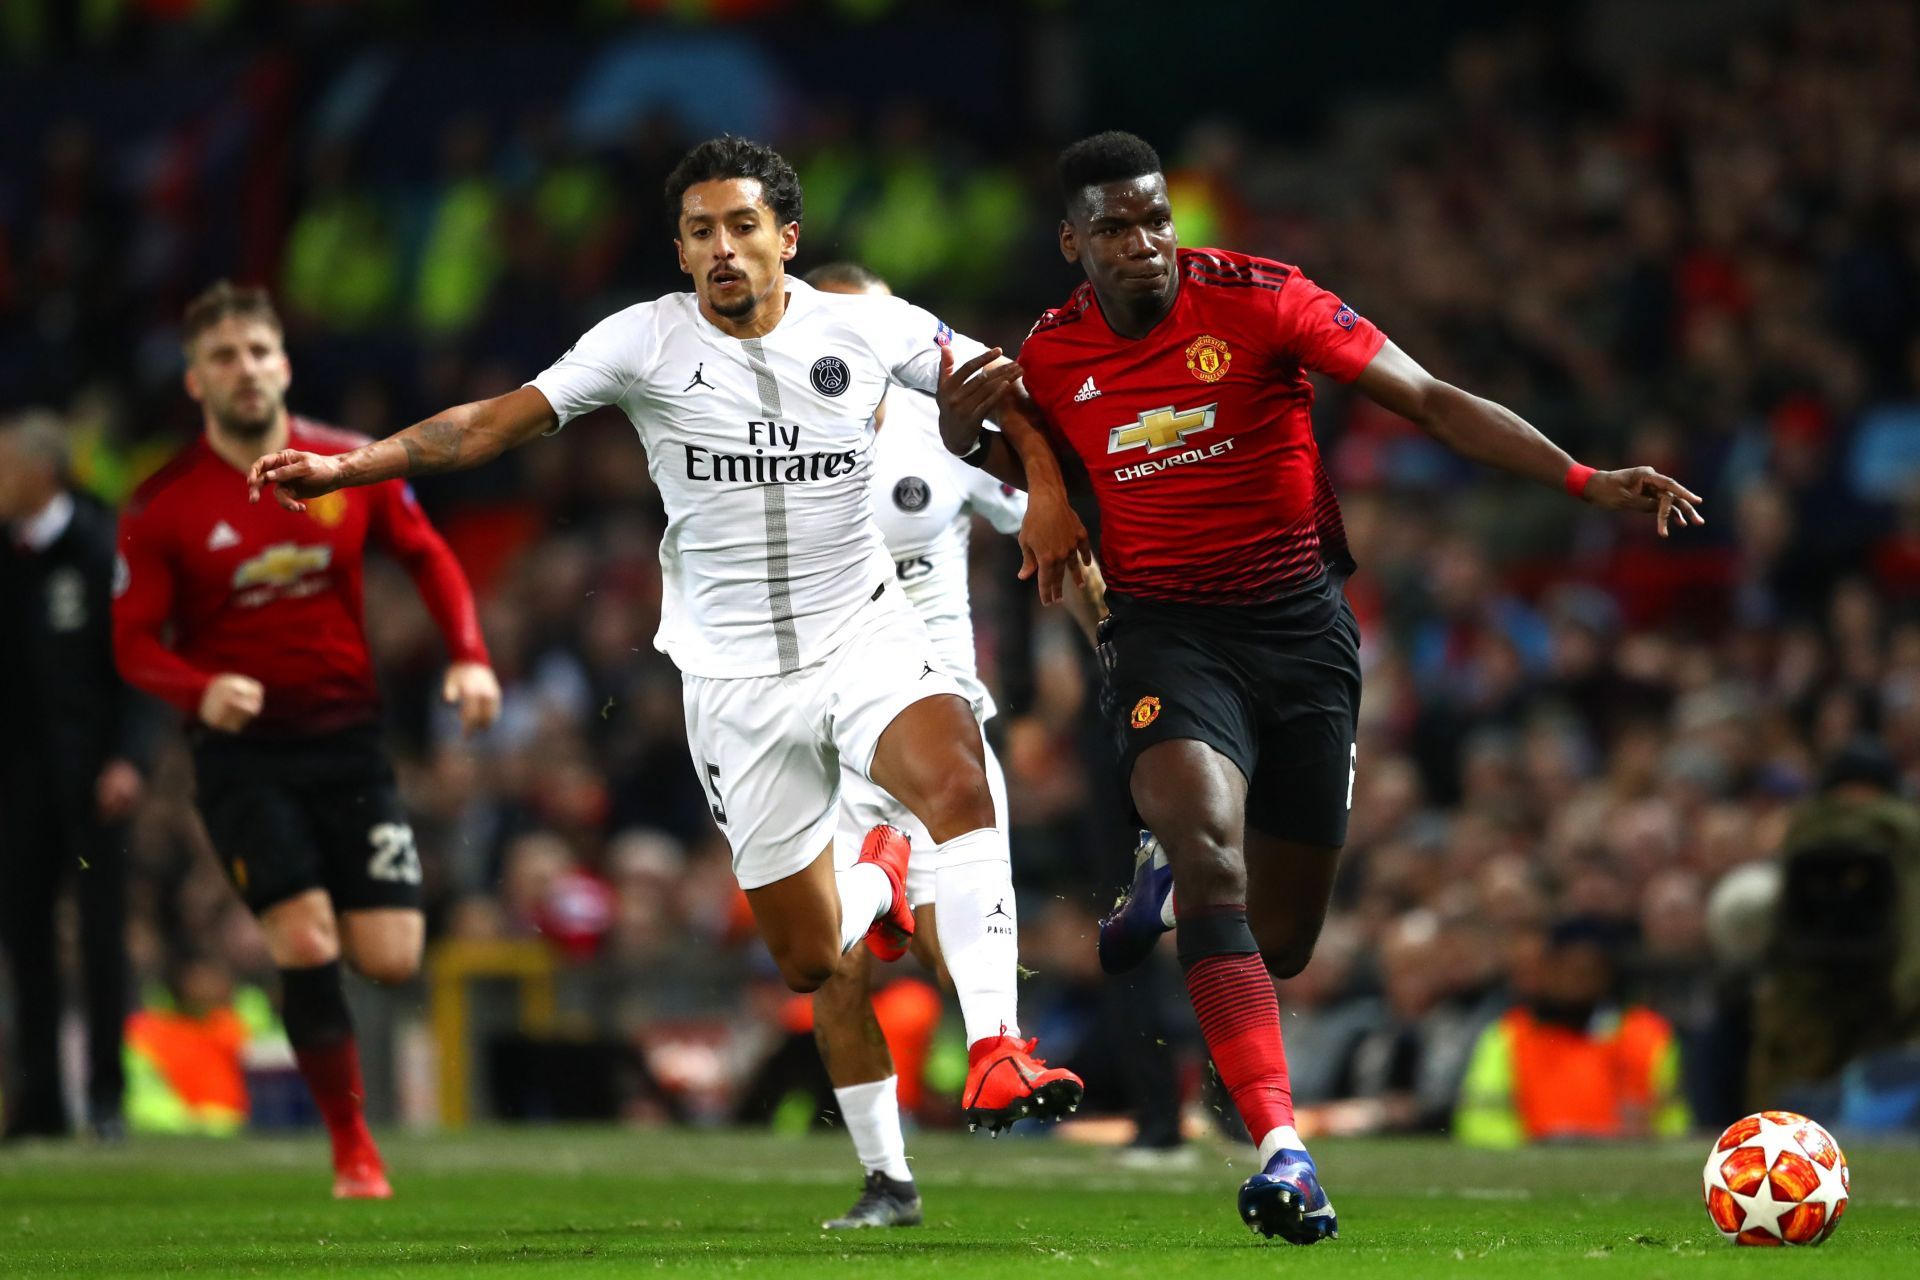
[858,824,914,962]
[962,1033,1084,1135]
[331,1134,393,1200]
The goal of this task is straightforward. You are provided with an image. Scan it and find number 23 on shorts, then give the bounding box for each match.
[367,821,422,884]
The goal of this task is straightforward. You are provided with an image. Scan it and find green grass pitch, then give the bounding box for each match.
[3,1128,1917,1276]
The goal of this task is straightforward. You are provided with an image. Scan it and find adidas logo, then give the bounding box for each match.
[1072,376,1101,402]
[207,521,241,551]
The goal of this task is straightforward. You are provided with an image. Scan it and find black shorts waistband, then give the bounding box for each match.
[1106,572,1348,641]
[190,720,385,762]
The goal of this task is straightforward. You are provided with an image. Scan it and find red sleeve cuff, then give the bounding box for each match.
[1326,324,1388,384]
[448,638,492,668]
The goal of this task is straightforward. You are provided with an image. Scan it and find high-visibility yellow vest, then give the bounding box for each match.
[124,1007,248,1136]
[1455,1006,1689,1148]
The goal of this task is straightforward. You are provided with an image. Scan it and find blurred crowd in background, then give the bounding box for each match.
[3,0,1919,1143]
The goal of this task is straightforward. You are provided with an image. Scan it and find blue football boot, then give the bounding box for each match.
[1096,830,1175,974]
[1238,1146,1338,1244]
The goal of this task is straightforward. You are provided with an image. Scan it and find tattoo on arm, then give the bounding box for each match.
[399,419,465,476]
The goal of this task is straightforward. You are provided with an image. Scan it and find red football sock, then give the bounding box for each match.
[293,1038,378,1169]
[1184,951,1295,1143]
[280,961,379,1171]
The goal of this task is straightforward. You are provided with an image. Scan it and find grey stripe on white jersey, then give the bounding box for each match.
[741,337,801,673]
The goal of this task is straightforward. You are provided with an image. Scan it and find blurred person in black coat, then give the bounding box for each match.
[0,411,154,1140]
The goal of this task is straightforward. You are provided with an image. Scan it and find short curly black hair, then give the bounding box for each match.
[1057,131,1163,212]
[664,135,804,229]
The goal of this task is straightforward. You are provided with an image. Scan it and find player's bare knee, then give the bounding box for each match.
[352,949,421,986]
[1164,825,1246,908]
[918,765,995,840]
[273,930,338,969]
[1259,938,1316,980]
[773,941,840,993]
[780,961,835,993]
[1252,909,1326,979]
[264,912,339,969]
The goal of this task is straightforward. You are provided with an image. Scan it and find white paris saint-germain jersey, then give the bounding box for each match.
[527,278,990,677]
[868,389,1025,720]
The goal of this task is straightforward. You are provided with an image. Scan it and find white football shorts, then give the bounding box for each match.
[681,585,969,891]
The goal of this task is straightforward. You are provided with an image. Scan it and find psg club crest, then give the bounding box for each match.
[1185,334,1231,383]
[1130,695,1162,729]
[810,355,851,397]
[893,476,930,512]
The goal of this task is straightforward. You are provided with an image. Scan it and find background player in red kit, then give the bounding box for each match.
[113,282,499,1197]
[937,132,1703,1244]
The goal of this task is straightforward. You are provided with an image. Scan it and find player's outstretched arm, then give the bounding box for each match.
[248,387,558,511]
[1353,340,1705,537]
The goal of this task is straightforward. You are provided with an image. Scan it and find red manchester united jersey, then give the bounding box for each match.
[1019,248,1385,606]
[114,418,489,737]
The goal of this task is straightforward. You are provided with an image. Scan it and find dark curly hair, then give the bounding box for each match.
[664,136,805,228]
[1057,131,1163,212]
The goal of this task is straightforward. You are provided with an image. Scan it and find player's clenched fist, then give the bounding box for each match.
[198,673,265,733]
[443,662,502,736]
[247,449,345,512]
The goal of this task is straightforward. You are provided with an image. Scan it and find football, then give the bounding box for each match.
[1702,1111,1850,1246]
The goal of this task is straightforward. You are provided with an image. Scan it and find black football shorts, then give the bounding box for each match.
[192,724,421,915]
[1099,592,1362,848]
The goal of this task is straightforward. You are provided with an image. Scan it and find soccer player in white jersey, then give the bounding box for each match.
[800,263,1110,1229]
[247,137,1089,1134]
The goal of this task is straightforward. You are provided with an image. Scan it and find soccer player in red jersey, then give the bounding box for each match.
[113,282,500,1198]
[937,132,1703,1244]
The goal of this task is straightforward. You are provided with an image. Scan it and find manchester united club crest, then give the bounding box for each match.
[1185,335,1231,383]
[1130,695,1162,729]
[306,491,349,528]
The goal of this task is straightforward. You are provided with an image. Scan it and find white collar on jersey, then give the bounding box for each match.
[689,274,821,342]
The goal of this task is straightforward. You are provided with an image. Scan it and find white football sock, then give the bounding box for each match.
[836,862,892,954]
[934,826,1021,1046]
[1257,1124,1305,1164]
[834,1075,912,1182]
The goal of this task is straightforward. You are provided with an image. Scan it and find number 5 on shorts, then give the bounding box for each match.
[703,761,728,826]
